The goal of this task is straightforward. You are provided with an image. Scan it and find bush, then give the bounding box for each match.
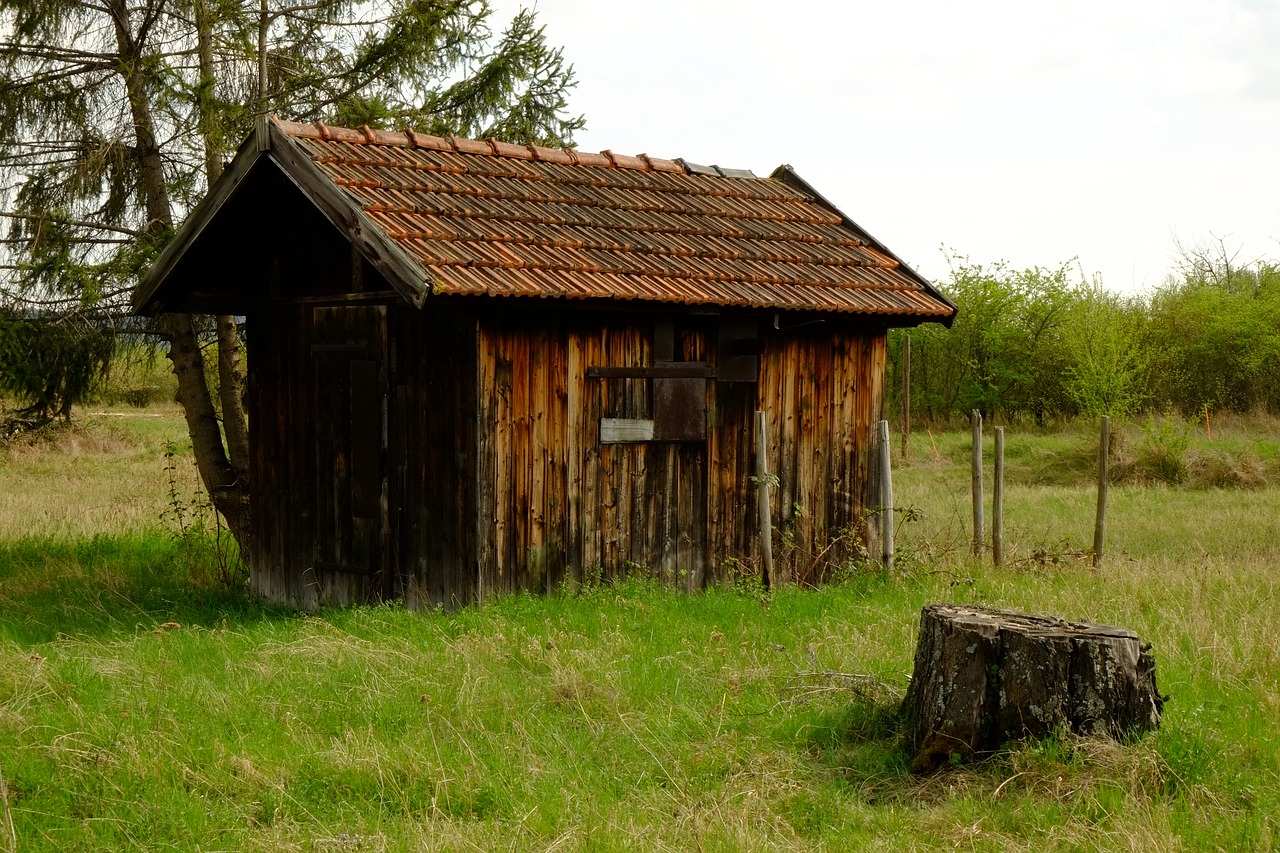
[88,340,177,408]
[1135,414,1190,484]
[0,309,113,422]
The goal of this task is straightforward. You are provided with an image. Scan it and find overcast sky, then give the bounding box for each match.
[492,0,1279,294]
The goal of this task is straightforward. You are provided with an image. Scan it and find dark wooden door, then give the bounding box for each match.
[595,371,708,589]
[310,305,392,598]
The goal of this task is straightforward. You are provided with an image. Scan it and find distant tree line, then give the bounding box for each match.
[889,245,1280,424]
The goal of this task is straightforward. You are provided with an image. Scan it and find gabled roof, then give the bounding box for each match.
[134,117,956,323]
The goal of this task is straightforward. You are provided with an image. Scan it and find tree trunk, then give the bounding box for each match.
[194,8,253,486]
[162,313,252,544]
[902,603,1164,774]
[115,2,252,550]
[216,315,251,480]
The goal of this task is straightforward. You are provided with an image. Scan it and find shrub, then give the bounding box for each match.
[1136,414,1190,484]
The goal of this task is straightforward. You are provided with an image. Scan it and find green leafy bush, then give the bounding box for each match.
[1136,414,1191,484]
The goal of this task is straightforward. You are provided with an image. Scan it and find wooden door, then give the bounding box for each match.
[595,370,708,589]
[310,305,392,599]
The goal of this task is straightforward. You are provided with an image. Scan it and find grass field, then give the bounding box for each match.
[0,408,1277,851]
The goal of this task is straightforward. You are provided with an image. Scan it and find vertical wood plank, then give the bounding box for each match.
[476,319,497,603]
[755,410,776,587]
[971,409,984,559]
[582,330,602,576]
[548,321,568,589]
[1094,416,1110,568]
[879,418,894,573]
[529,326,549,590]
[565,330,583,583]
[993,425,1005,567]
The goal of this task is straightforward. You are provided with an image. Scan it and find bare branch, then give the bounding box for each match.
[0,212,143,237]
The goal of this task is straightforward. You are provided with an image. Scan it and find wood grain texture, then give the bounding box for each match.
[247,297,890,607]
[752,326,886,583]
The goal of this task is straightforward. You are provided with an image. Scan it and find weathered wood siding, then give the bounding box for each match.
[248,296,887,608]
[248,302,393,608]
[248,305,311,607]
[472,312,886,593]
[475,312,710,596]
[753,328,887,582]
[393,305,478,609]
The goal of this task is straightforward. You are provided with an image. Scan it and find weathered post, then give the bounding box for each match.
[901,333,911,461]
[755,411,776,586]
[971,409,984,559]
[879,419,894,574]
[993,426,1004,566]
[1093,415,1110,568]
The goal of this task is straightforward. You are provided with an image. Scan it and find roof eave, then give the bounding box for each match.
[769,165,958,328]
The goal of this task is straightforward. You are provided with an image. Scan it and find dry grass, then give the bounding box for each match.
[0,405,198,539]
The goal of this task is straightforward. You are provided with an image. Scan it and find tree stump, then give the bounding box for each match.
[902,603,1164,774]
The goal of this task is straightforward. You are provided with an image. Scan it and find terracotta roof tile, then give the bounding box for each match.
[486,139,533,160]
[528,144,574,165]
[569,150,613,169]
[269,117,953,318]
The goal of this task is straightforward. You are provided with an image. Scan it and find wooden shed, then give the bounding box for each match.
[134,117,956,609]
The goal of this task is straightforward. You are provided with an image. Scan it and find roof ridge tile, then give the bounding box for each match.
[574,150,613,168]
[676,158,717,177]
[487,138,535,160]
[275,118,774,182]
[403,128,453,152]
[602,150,649,171]
[448,135,492,156]
[639,154,684,174]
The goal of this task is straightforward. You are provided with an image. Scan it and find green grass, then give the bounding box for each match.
[1,409,1278,850]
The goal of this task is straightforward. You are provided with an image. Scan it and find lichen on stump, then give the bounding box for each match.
[902,603,1164,774]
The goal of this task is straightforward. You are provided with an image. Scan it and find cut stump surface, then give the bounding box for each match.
[902,603,1163,774]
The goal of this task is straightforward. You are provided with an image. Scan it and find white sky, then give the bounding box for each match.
[493,0,1280,294]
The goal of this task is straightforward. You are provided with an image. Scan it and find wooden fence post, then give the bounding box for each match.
[880,419,894,574]
[1093,415,1110,568]
[993,426,1004,567]
[755,411,776,586]
[901,333,911,461]
[971,409,984,559]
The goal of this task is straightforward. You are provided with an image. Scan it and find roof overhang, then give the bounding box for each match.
[770,165,958,328]
[132,116,430,316]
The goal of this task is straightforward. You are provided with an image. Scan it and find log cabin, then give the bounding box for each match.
[134,117,956,609]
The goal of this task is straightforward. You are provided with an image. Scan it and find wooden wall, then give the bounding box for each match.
[470,310,887,596]
[248,302,394,608]
[393,305,478,609]
[248,297,888,609]
[754,329,887,582]
[474,312,709,596]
